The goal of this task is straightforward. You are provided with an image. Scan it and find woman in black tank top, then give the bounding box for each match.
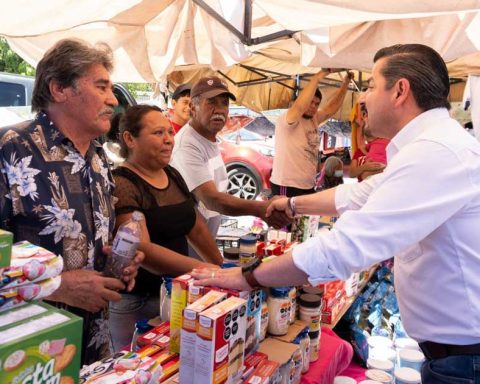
[108,105,222,350]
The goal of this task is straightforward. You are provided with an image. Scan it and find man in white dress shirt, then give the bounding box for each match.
[192,44,480,383]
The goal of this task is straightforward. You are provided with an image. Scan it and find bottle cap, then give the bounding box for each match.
[239,235,257,244]
[269,287,289,298]
[299,293,322,308]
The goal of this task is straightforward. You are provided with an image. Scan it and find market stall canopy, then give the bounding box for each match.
[1,1,480,112]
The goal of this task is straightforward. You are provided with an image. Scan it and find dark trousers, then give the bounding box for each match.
[270,181,315,198]
[421,355,480,383]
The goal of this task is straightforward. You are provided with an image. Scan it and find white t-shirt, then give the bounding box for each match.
[170,123,228,238]
[270,111,321,189]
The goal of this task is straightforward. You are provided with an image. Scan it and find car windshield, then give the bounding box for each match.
[222,129,264,142]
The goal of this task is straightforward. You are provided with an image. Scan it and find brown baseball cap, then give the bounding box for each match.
[191,76,236,101]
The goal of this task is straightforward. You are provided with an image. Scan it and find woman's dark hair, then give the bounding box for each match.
[116,104,163,158]
[373,44,450,111]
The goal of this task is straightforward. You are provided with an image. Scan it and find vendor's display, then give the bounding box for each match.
[0,229,13,268]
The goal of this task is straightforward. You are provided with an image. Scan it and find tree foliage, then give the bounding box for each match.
[0,38,36,76]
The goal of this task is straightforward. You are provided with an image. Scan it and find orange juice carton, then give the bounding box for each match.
[137,321,170,348]
[170,274,194,353]
[0,229,13,268]
[194,296,248,384]
[180,290,228,384]
[0,301,82,384]
[242,359,280,384]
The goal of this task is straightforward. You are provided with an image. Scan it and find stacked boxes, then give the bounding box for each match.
[170,274,194,353]
[195,296,248,384]
[0,302,82,384]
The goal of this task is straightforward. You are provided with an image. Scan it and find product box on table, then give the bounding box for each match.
[0,301,82,384]
[195,296,248,384]
[242,359,280,384]
[170,274,194,353]
[180,290,228,384]
[0,229,13,268]
[320,282,346,325]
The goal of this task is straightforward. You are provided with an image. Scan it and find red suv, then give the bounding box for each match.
[218,128,274,200]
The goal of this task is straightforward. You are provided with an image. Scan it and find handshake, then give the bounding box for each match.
[258,196,294,229]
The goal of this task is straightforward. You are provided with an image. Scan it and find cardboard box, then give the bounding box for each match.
[242,351,268,380]
[243,359,280,384]
[195,296,248,384]
[170,274,194,353]
[0,229,13,268]
[180,290,228,384]
[0,301,82,384]
[258,338,300,384]
[137,321,170,348]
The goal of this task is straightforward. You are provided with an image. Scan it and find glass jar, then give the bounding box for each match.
[267,287,291,336]
[298,294,322,333]
[239,235,257,265]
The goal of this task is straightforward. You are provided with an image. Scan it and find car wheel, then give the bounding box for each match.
[227,167,260,200]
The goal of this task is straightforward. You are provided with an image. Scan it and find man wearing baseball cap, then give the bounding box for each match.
[171,76,289,253]
[170,83,191,134]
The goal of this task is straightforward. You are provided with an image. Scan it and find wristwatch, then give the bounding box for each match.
[241,257,263,289]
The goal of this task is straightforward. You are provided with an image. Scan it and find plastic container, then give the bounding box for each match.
[394,367,421,384]
[366,358,394,375]
[368,335,393,350]
[299,294,322,333]
[239,235,257,264]
[333,376,357,384]
[398,349,424,372]
[370,347,396,363]
[223,247,240,264]
[260,294,269,341]
[300,286,324,297]
[309,330,320,362]
[131,318,152,351]
[288,287,297,324]
[293,328,310,373]
[105,210,144,279]
[394,337,420,351]
[267,287,291,335]
[364,369,393,383]
[160,277,172,322]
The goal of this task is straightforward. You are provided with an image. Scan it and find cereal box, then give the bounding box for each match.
[170,274,194,353]
[0,229,13,269]
[195,296,248,384]
[180,290,228,384]
[0,301,82,384]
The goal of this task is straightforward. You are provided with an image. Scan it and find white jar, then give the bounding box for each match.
[368,336,393,353]
[398,349,425,372]
[239,235,257,265]
[267,287,291,336]
[288,287,297,324]
[333,376,357,384]
[366,358,394,375]
[298,294,322,333]
[369,347,396,363]
[394,367,421,384]
[394,337,420,351]
[365,369,393,383]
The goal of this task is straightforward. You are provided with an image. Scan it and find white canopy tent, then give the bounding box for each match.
[1,0,480,112]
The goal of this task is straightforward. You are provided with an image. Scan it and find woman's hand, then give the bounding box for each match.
[190,267,251,291]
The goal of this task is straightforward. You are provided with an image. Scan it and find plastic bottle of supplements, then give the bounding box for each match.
[294,328,310,373]
[288,287,297,324]
[309,330,320,362]
[239,235,257,265]
[260,291,269,341]
[267,287,291,336]
[299,294,322,333]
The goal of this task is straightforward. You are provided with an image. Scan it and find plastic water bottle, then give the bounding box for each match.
[131,318,152,352]
[105,211,144,279]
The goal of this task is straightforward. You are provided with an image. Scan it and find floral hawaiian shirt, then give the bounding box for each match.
[0,112,116,364]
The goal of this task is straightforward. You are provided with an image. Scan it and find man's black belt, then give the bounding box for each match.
[419,341,480,360]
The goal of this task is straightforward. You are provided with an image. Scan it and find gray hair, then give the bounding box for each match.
[373,44,450,111]
[191,95,202,107]
[324,156,343,178]
[32,38,114,112]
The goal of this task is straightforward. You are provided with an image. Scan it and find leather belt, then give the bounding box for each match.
[419,341,480,360]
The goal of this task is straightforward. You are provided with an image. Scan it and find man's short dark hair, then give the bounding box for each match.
[32,38,113,112]
[373,44,450,111]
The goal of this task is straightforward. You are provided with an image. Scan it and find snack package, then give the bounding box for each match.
[0,302,82,384]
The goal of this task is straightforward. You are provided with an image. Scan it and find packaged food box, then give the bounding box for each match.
[170,274,194,353]
[0,301,82,384]
[242,359,280,384]
[195,296,248,384]
[180,290,228,384]
[242,351,268,380]
[137,321,170,348]
[0,229,13,269]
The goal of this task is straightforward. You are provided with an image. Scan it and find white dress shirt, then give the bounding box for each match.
[292,108,480,344]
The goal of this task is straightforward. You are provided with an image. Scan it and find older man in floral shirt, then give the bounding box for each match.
[0,39,142,364]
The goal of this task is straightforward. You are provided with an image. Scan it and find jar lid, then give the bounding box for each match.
[394,367,421,383]
[308,330,320,339]
[221,262,238,269]
[394,337,420,350]
[366,358,394,371]
[365,369,393,383]
[367,335,393,349]
[239,235,257,244]
[223,247,240,260]
[299,293,322,308]
[370,347,396,362]
[333,376,357,384]
[301,286,324,296]
[399,349,425,363]
[269,287,290,298]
